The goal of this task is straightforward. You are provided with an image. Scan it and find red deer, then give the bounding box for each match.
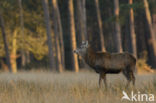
[74,41,136,88]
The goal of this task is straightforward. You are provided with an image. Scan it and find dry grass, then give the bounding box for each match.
[136,51,156,74]
[0,71,156,103]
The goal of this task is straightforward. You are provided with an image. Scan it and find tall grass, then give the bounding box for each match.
[0,72,155,103]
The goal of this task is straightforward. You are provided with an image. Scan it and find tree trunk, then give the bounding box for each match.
[42,0,56,70]
[69,0,79,72]
[129,0,137,58]
[51,0,63,72]
[82,0,87,40]
[76,0,87,68]
[144,0,156,67]
[94,0,106,52]
[18,0,26,67]
[76,0,87,42]
[51,0,65,71]
[55,35,63,72]
[153,14,156,39]
[0,11,12,72]
[11,30,17,73]
[114,0,123,53]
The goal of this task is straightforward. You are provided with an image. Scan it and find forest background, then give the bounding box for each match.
[0,0,156,73]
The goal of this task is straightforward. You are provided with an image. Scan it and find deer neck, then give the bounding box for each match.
[84,47,96,67]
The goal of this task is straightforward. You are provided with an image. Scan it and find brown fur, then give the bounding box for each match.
[82,47,136,88]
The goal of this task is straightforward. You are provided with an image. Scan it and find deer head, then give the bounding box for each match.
[74,41,89,57]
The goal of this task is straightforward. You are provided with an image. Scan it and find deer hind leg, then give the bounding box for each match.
[131,72,135,86]
[131,65,136,86]
[123,68,135,87]
[123,70,131,87]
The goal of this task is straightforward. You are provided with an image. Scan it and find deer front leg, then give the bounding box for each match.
[103,74,107,88]
[100,73,107,88]
[99,73,107,88]
[99,74,102,88]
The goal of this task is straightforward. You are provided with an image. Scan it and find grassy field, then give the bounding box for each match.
[0,71,155,103]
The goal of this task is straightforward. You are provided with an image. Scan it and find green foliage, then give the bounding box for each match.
[0,0,47,60]
[22,27,48,60]
[119,2,144,26]
[103,1,145,26]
